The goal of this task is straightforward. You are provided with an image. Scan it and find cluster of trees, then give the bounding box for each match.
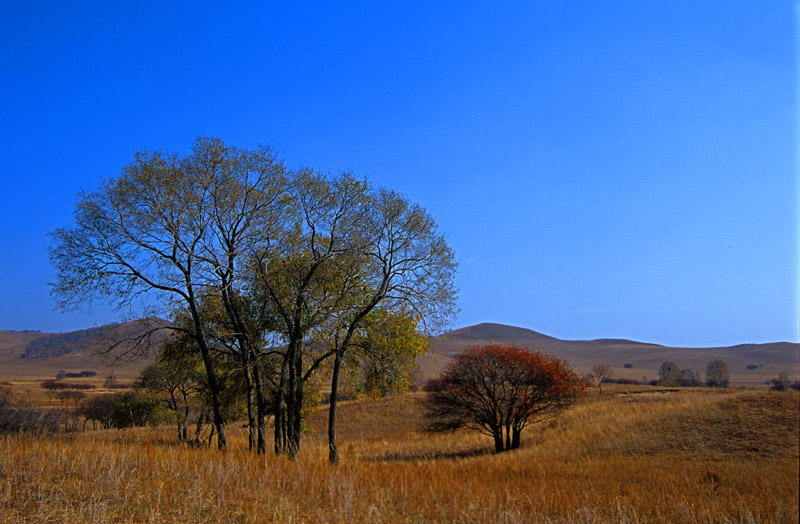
[767,371,800,392]
[657,360,729,387]
[49,137,457,463]
[423,344,584,452]
[587,360,737,389]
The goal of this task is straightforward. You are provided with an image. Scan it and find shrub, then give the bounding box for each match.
[0,387,64,435]
[679,369,701,387]
[78,393,125,430]
[111,391,170,429]
[769,372,792,392]
[623,363,633,369]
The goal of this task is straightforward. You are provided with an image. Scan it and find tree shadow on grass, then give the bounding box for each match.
[365,445,494,462]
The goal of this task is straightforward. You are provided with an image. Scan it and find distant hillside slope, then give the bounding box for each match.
[4,320,798,386]
[418,323,800,386]
[0,319,165,381]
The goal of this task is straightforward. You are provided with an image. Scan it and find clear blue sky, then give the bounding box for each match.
[1,1,797,347]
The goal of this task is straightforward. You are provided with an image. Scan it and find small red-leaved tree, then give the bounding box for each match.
[423,344,584,452]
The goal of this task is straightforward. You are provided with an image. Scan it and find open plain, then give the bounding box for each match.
[1,386,797,523]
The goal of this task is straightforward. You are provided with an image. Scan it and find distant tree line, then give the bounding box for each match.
[21,326,117,359]
[55,370,97,379]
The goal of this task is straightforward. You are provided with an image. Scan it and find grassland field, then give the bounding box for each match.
[1,384,797,523]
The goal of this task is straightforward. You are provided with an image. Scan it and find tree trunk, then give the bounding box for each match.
[253,364,268,454]
[493,429,505,453]
[273,394,285,454]
[273,355,289,454]
[328,348,343,465]
[196,342,227,451]
[188,301,227,451]
[243,363,257,452]
[286,345,298,459]
[292,359,304,458]
[511,427,521,449]
[182,392,190,442]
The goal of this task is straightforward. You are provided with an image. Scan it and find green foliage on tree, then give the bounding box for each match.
[111,390,171,429]
[344,308,429,399]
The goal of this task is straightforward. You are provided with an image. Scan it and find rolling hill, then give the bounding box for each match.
[1,320,797,386]
[418,322,800,385]
[0,319,165,381]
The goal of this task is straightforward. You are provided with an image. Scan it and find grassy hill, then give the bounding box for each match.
[0,320,164,382]
[418,322,800,386]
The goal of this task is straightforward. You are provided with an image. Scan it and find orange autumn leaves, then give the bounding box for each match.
[424,344,584,452]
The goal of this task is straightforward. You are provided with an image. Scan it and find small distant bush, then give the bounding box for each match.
[745,365,758,370]
[615,378,640,385]
[679,369,701,388]
[648,380,659,386]
[768,372,794,392]
[623,363,633,369]
[64,371,97,378]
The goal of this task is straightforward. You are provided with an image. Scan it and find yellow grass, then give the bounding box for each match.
[1,387,797,523]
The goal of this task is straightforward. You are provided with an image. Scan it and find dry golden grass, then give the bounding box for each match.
[1,387,797,523]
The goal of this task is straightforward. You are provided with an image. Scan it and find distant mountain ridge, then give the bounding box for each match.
[1,320,798,386]
[420,322,800,386]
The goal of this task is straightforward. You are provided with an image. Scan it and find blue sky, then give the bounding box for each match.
[0,1,797,347]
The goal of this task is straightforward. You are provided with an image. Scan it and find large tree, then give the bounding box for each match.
[321,187,458,464]
[424,344,583,452]
[250,171,457,461]
[49,137,286,450]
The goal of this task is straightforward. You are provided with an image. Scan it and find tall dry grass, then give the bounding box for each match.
[1,388,797,523]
